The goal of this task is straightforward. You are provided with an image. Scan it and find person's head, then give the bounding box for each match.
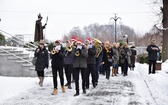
[76,39,82,46]
[39,40,44,49]
[113,42,119,48]
[55,40,61,46]
[66,40,71,47]
[85,38,91,45]
[70,36,76,43]
[123,42,128,48]
[105,41,110,48]
[151,39,156,45]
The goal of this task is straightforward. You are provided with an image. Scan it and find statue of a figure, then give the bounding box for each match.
[34,13,47,42]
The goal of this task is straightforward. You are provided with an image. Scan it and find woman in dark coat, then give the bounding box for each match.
[102,41,113,80]
[34,40,49,87]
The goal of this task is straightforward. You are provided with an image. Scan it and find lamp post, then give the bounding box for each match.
[110,13,121,42]
[123,34,128,44]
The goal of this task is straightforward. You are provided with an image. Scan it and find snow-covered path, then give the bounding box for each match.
[1,62,168,105]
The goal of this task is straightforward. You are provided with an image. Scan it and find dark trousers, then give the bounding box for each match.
[123,59,128,75]
[103,65,110,79]
[64,64,73,86]
[86,64,96,88]
[37,71,44,77]
[95,62,100,83]
[149,60,156,74]
[52,67,64,89]
[74,68,86,91]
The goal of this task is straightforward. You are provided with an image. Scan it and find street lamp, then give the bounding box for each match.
[123,34,128,44]
[110,13,121,42]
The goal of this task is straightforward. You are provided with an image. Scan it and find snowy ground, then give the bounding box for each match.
[0,61,168,105]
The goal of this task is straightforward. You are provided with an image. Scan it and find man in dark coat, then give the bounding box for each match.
[120,42,131,76]
[146,39,160,74]
[34,40,49,87]
[50,40,65,95]
[72,39,88,96]
[34,13,47,42]
[130,46,137,70]
[85,38,96,89]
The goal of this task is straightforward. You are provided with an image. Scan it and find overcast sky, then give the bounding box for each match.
[0,0,160,41]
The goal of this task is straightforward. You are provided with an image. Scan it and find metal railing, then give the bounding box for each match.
[0,29,37,64]
[0,29,37,48]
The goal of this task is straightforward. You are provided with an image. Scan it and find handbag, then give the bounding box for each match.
[107,56,114,63]
[32,57,37,65]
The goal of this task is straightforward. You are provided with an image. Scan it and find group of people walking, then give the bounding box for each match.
[33,13,159,97]
[34,36,138,96]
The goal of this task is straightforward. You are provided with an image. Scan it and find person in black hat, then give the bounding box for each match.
[34,13,47,42]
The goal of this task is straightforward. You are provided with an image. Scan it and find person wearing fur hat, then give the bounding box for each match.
[50,40,65,95]
[72,38,88,96]
[146,39,160,74]
[34,40,49,87]
[64,40,74,89]
[85,38,97,89]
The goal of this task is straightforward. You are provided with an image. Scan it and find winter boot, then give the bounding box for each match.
[114,69,117,76]
[40,77,44,87]
[68,85,72,89]
[52,88,58,95]
[74,90,79,96]
[61,86,66,93]
[116,68,119,74]
[112,69,115,77]
[83,89,86,94]
[38,77,43,86]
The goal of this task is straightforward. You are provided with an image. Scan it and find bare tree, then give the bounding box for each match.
[161,0,168,61]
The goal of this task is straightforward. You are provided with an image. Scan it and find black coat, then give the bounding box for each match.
[87,45,96,64]
[35,46,49,71]
[146,44,160,61]
[50,46,65,68]
[130,48,137,65]
[102,47,113,66]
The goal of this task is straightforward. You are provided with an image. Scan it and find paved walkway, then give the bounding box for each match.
[3,64,157,105]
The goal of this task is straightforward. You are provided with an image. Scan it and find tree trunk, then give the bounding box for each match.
[162,0,168,61]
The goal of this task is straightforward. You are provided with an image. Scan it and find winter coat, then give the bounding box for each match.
[112,47,119,65]
[146,44,160,61]
[72,45,88,68]
[96,47,103,64]
[87,45,96,64]
[130,48,137,65]
[102,47,113,66]
[120,47,131,65]
[50,46,65,68]
[34,19,46,42]
[35,46,49,71]
[64,48,74,65]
